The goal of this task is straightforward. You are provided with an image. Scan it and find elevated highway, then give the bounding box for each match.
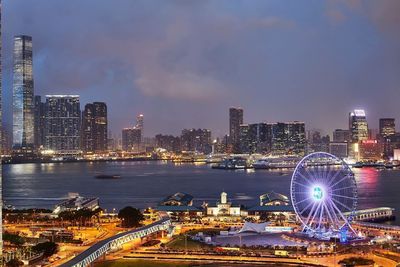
[60,217,171,267]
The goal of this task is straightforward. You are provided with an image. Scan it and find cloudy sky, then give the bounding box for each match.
[3,0,400,137]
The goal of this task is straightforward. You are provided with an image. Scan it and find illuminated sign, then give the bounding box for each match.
[353,109,366,117]
[361,140,377,144]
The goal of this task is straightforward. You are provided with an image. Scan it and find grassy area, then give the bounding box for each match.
[165,234,209,250]
[96,259,193,267]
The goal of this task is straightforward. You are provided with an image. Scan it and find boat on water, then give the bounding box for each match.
[212,157,248,170]
[252,157,300,169]
[94,174,121,179]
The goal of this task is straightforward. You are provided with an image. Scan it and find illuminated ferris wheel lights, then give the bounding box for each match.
[290,152,358,239]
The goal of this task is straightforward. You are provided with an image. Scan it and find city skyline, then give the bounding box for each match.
[2,0,400,137]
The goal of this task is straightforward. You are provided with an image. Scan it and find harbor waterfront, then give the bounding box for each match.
[3,160,400,223]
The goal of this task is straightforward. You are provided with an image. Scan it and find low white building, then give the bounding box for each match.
[205,192,244,222]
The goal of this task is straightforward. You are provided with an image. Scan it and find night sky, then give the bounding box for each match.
[3,0,400,137]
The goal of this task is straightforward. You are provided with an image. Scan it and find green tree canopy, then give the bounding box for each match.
[118,206,144,228]
[6,259,23,267]
[32,241,58,257]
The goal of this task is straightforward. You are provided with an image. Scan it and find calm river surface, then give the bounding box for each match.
[3,161,400,223]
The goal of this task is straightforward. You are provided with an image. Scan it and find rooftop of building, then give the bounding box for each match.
[160,192,194,206]
[155,205,202,212]
[260,191,290,204]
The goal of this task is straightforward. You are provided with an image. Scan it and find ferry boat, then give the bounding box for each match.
[94,174,121,179]
[252,157,300,169]
[212,157,247,169]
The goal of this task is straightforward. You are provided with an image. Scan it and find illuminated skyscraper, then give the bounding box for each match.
[34,95,46,149]
[271,121,305,155]
[379,118,395,139]
[349,109,368,143]
[333,129,351,143]
[122,127,141,151]
[82,102,108,153]
[229,107,243,152]
[44,95,81,155]
[12,35,34,149]
[136,114,144,130]
[181,128,212,154]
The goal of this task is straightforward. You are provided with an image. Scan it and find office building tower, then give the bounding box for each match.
[308,130,330,153]
[286,121,306,155]
[34,95,46,149]
[122,127,141,151]
[229,107,243,152]
[135,114,144,144]
[155,134,181,153]
[379,118,395,139]
[181,129,212,154]
[349,109,368,143]
[246,123,273,154]
[44,95,81,155]
[12,35,34,149]
[239,124,250,153]
[136,114,144,130]
[271,122,285,154]
[359,140,384,161]
[333,129,351,143]
[271,122,306,156]
[81,102,108,153]
[329,142,348,159]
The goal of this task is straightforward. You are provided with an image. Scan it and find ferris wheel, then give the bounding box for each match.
[290,152,357,237]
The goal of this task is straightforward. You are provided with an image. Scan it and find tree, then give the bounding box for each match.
[3,232,25,246]
[32,241,58,257]
[6,259,23,267]
[118,206,144,228]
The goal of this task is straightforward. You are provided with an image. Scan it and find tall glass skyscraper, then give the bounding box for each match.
[44,95,81,155]
[349,109,368,143]
[229,107,243,152]
[12,35,34,149]
[82,102,108,153]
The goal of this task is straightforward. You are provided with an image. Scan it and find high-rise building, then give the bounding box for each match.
[181,128,212,154]
[379,118,395,139]
[135,114,144,144]
[359,140,384,161]
[12,35,34,149]
[246,123,273,154]
[122,127,141,151]
[34,95,46,149]
[286,121,306,155]
[229,107,243,152]
[44,95,81,155]
[271,122,306,156]
[81,102,108,153]
[239,124,250,153]
[307,130,330,153]
[155,134,181,153]
[333,129,351,143]
[349,109,368,143]
[136,114,144,130]
[329,142,348,159]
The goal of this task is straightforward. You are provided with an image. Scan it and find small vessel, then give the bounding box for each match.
[212,157,247,169]
[95,174,121,179]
